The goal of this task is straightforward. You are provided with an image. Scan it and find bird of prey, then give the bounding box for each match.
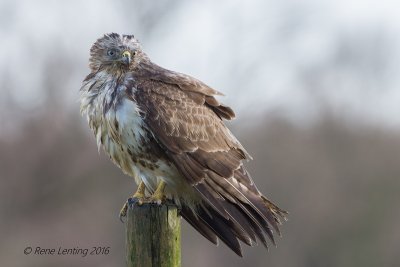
[80,33,287,256]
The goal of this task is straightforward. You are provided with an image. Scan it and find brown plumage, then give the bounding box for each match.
[80,33,287,257]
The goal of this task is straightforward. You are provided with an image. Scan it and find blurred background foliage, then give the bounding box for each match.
[1,0,399,266]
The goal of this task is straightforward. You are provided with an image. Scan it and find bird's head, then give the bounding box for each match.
[88,33,146,73]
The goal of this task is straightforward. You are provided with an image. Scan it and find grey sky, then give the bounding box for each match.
[1,0,399,130]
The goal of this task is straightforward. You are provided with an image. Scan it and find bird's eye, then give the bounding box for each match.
[107,49,117,57]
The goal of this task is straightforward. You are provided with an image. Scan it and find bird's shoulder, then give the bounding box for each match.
[134,61,223,96]
[131,61,235,121]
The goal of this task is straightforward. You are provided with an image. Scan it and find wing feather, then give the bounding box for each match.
[133,63,286,254]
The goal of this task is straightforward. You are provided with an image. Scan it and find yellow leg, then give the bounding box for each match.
[119,181,146,221]
[119,181,167,221]
[149,180,166,205]
[132,181,146,199]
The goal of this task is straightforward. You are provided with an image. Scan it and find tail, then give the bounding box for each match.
[171,149,288,256]
[180,193,287,257]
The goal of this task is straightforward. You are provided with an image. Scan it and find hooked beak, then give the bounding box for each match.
[121,50,131,65]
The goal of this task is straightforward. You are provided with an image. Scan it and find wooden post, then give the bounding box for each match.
[125,199,181,267]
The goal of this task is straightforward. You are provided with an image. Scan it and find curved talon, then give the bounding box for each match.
[119,202,128,222]
[148,195,165,205]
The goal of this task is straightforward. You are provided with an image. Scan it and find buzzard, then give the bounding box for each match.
[80,33,287,256]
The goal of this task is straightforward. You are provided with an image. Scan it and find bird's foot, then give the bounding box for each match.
[119,181,166,222]
[119,182,146,222]
[144,180,166,205]
[137,192,166,206]
[133,180,166,205]
[119,193,166,222]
